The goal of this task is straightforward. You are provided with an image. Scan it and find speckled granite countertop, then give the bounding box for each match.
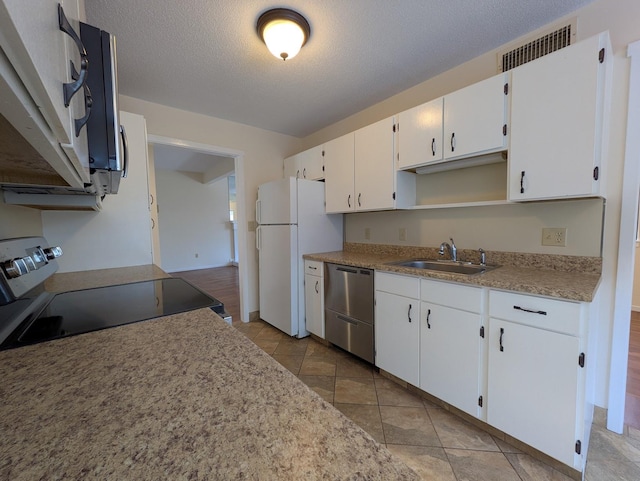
[304,244,601,302]
[1,266,419,480]
[44,264,169,292]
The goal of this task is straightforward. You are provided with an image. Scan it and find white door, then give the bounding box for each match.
[324,133,355,213]
[420,302,481,417]
[258,224,297,335]
[398,98,444,169]
[304,272,323,338]
[487,318,580,466]
[354,116,395,211]
[375,290,420,386]
[257,177,296,225]
[443,73,508,160]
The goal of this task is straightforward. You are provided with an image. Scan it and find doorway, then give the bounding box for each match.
[148,135,249,321]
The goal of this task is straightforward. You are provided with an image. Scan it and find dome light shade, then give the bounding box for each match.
[257,8,310,61]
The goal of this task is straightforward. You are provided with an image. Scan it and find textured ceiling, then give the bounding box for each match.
[85,0,593,138]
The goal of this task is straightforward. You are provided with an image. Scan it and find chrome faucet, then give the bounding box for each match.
[478,248,486,266]
[439,237,457,262]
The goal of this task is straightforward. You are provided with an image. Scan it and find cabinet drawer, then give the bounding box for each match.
[304,260,323,276]
[489,290,582,335]
[421,279,483,313]
[375,272,420,299]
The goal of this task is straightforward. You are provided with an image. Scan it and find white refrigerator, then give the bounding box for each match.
[256,177,343,337]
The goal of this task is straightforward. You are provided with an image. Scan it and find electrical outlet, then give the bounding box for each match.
[542,227,567,247]
[399,228,407,241]
[364,227,371,240]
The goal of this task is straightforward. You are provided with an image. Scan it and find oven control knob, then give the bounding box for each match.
[43,246,63,260]
[2,256,36,279]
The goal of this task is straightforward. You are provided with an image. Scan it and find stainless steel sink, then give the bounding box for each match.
[388,259,497,275]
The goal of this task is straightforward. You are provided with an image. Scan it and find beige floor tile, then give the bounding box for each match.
[585,457,640,481]
[305,340,340,359]
[386,445,456,481]
[380,405,441,446]
[298,375,335,403]
[233,321,266,340]
[273,338,309,356]
[375,378,424,407]
[588,424,640,462]
[253,324,286,341]
[271,354,304,375]
[494,436,523,454]
[505,453,574,480]
[299,357,337,376]
[334,403,385,443]
[428,408,499,451]
[335,356,375,378]
[334,377,378,405]
[446,448,521,481]
[252,337,279,354]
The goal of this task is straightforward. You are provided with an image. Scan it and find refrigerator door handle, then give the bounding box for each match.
[256,226,261,250]
[256,199,261,224]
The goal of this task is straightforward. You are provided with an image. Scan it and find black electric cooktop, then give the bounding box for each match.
[0,278,223,350]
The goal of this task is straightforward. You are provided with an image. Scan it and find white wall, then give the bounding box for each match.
[155,170,232,272]
[119,95,302,316]
[347,199,603,257]
[42,111,153,272]
[298,0,640,409]
[0,197,42,239]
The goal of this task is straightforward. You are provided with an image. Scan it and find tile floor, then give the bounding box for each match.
[232,318,640,481]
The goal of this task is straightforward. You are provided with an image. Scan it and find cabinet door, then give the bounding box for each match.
[324,133,355,213]
[304,273,324,338]
[443,73,508,160]
[298,144,324,180]
[283,154,298,178]
[375,290,419,386]
[420,302,481,417]
[488,319,580,467]
[398,98,444,169]
[354,116,395,211]
[509,33,608,201]
[0,0,89,182]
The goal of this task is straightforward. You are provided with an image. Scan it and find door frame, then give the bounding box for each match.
[147,134,249,323]
[607,39,640,432]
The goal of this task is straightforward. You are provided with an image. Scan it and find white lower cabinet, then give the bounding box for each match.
[420,279,484,418]
[487,290,587,469]
[304,260,324,338]
[375,272,420,386]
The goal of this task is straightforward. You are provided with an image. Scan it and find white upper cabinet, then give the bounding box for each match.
[397,98,444,169]
[284,144,324,180]
[0,0,90,185]
[443,72,509,161]
[509,32,611,201]
[396,73,508,171]
[324,132,355,213]
[354,116,397,211]
[325,116,415,214]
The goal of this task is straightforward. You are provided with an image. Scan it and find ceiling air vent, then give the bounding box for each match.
[499,20,576,72]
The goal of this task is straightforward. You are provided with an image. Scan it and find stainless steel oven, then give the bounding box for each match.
[324,263,374,363]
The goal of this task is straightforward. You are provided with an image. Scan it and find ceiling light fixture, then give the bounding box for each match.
[256,8,310,61]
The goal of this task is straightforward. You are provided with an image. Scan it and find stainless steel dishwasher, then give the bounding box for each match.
[324,263,374,363]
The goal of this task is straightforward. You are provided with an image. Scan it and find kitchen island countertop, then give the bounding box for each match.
[1,266,419,480]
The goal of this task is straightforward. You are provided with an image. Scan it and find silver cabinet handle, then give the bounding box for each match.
[431,138,436,156]
[499,327,504,352]
[426,308,431,329]
[315,280,319,294]
[408,303,412,323]
[450,132,456,152]
[348,194,351,208]
[151,218,155,229]
[303,168,307,178]
[358,193,362,207]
